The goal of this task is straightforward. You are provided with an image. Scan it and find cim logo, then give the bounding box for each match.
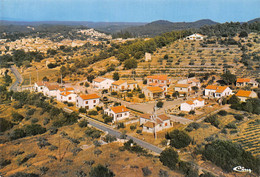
[233,166,252,173]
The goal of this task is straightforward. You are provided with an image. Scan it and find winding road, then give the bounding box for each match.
[9,65,23,92]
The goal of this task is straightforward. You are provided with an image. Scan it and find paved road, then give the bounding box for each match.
[9,65,23,92]
[64,107,163,154]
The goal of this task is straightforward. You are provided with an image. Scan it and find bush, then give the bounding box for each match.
[12,112,24,122]
[85,127,102,139]
[79,107,87,113]
[49,127,58,135]
[78,120,89,128]
[142,167,152,176]
[85,82,90,87]
[117,122,125,129]
[67,102,74,107]
[234,114,244,121]
[37,137,51,149]
[9,172,39,177]
[225,123,237,129]
[111,92,117,96]
[40,166,49,175]
[0,158,11,168]
[136,129,142,134]
[26,108,36,116]
[159,148,179,170]
[178,161,199,177]
[185,122,200,132]
[169,130,191,149]
[43,118,50,125]
[24,124,46,136]
[104,115,113,124]
[130,125,136,131]
[104,134,117,143]
[31,118,39,124]
[217,110,227,116]
[17,153,36,166]
[204,115,220,128]
[89,164,114,177]
[49,145,58,151]
[0,118,13,132]
[158,169,169,177]
[9,128,26,140]
[139,93,145,98]
[157,101,163,108]
[189,110,195,115]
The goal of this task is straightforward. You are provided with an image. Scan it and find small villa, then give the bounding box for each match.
[235,90,258,102]
[92,77,114,90]
[143,86,164,100]
[236,78,259,88]
[204,85,232,98]
[76,94,100,110]
[140,114,171,133]
[180,98,205,112]
[104,105,130,122]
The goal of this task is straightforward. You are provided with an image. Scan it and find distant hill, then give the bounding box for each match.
[120,19,218,37]
[248,18,260,24]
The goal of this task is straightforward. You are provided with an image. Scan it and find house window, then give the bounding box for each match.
[69,97,71,100]
[125,113,127,116]
[85,101,88,104]
[165,123,167,126]
[85,106,89,109]
[93,100,96,103]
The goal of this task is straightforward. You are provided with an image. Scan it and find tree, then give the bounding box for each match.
[228,95,240,104]
[221,70,236,85]
[239,31,248,38]
[87,75,95,82]
[159,148,179,170]
[157,101,164,108]
[113,72,120,81]
[172,91,179,98]
[89,164,114,177]
[124,58,137,70]
[42,76,49,82]
[169,130,191,149]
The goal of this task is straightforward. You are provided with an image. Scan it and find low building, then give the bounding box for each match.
[92,77,114,90]
[143,86,164,100]
[76,94,100,110]
[34,81,47,93]
[140,114,171,133]
[147,75,170,92]
[111,80,138,92]
[174,84,191,96]
[235,90,258,102]
[236,78,259,88]
[104,105,130,122]
[177,77,200,88]
[43,84,59,97]
[57,91,77,103]
[204,85,232,98]
[186,33,205,40]
[180,98,205,112]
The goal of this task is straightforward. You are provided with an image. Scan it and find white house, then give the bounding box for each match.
[180,98,205,112]
[104,105,130,122]
[235,90,258,102]
[177,77,201,88]
[140,114,171,133]
[143,86,164,100]
[43,84,59,97]
[204,85,232,98]
[145,52,152,61]
[34,81,47,93]
[147,75,170,92]
[76,94,100,110]
[111,80,137,92]
[186,33,205,40]
[57,91,77,103]
[92,77,114,90]
[236,78,259,88]
[174,84,191,96]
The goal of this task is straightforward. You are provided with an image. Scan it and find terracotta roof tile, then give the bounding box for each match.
[46,84,59,90]
[79,94,100,100]
[147,86,164,93]
[140,113,152,120]
[61,91,75,96]
[236,90,252,97]
[158,114,170,121]
[147,75,168,81]
[215,86,228,93]
[237,78,251,83]
[143,121,155,128]
[111,105,129,114]
[112,80,126,86]
[186,101,194,105]
[93,77,106,83]
[205,85,218,90]
[175,84,190,88]
[36,81,46,86]
[127,80,137,84]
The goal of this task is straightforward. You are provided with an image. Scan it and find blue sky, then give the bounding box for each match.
[1,0,259,22]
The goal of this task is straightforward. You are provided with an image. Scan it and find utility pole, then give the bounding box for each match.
[61,74,63,85]
[37,70,39,82]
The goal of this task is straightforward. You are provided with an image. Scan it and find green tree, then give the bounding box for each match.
[89,164,114,177]
[157,101,164,108]
[221,70,236,85]
[159,148,179,170]
[124,58,138,70]
[228,95,240,104]
[169,130,191,149]
[113,72,120,81]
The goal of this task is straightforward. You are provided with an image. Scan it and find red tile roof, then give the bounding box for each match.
[205,85,228,93]
[93,77,106,83]
[143,121,155,128]
[61,91,75,96]
[175,84,190,88]
[79,94,100,100]
[111,105,129,114]
[46,84,59,91]
[205,85,218,90]
[236,90,252,97]
[237,78,251,83]
[112,80,126,86]
[147,86,164,93]
[140,114,152,120]
[36,81,46,86]
[147,75,168,81]
[158,114,170,121]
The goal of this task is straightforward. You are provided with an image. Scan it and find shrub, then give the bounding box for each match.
[130,125,136,130]
[117,122,125,129]
[93,149,102,157]
[89,164,114,177]
[234,114,244,121]
[43,118,50,125]
[49,145,58,151]
[85,127,102,139]
[104,116,113,124]
[75,170,86,177]
[185,122,200,132]
[169,130,191,149]
[225,123,237,129]
[78,120,89,128]
[49,127,58,135]
[9,128,26,140]
[189,110,195,115]
[31,118,39,124]
[104,134,117,143]
[71,147,82,156]
[26,108,36,116]
[85,82,90,87]
[142,167,152,176]
[157,101,163,108]
[217,110,227,116]
[0,158,11,168]
[12,112,24,122]
[178,161,199,177]
[40,166,49,175]
[0,118,13,132]
[84,160,95,166]
[111,92,117,96]
[158,169,169,177]
[9,172,39,177]
[17,153,36,166]
[24,124,46,136]
[67,102,74,107]
[88,110,98,115]
[143,80,147,84]
[37,137,51,149]
[204,115,220,128]
[139,93,145,98]
[160,148,179,170]
[136,130,142,134]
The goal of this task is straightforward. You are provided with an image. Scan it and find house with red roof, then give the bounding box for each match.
[92,77,114,90]
[204,85,232,98]
[177,77,201,88]
[76,94,100,110]
[147,75,170,92]
[235,90,258,102]
[34,81,47,93]
[236,78,258,88]
[104,105,130,122]
[43,84,60,97]
[174,84,192,96]
[180,98,205,112]
[111,80,138,92]
[140,114,171,133]
[143,86,164,100]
